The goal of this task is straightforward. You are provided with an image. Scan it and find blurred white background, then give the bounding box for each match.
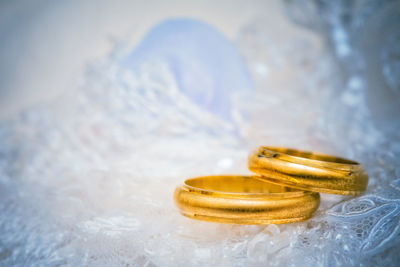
[0,0,280,118]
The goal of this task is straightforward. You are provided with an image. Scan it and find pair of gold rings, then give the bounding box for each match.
[174,146,368,224]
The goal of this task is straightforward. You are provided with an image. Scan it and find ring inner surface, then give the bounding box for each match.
[185,176,298,194]
[262,147,359,165]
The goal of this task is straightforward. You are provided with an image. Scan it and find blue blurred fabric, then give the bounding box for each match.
[125,18,253,122]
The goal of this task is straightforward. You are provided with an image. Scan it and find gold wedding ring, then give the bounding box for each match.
[249,146,369,195]
[174,175,320,224]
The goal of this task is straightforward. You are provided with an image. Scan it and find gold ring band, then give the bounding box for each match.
[174,175,320,224]
[248,146,369,195]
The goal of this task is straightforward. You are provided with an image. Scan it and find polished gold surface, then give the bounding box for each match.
[249,146,369,195]
[174,175,320,224]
